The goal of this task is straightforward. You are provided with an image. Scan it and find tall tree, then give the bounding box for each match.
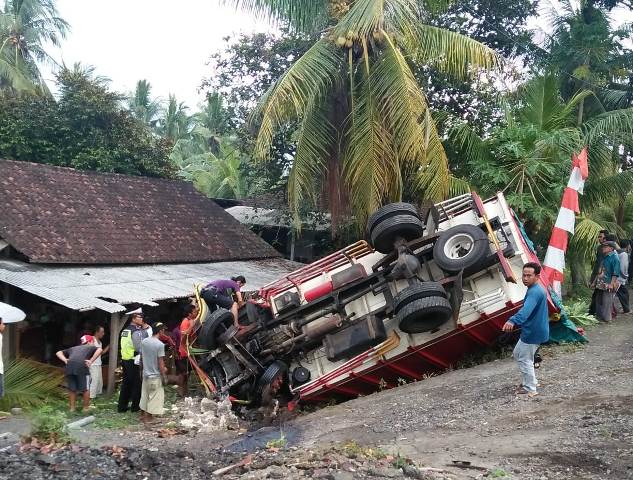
[157,94,190,141]
[0,63,174,177]
[227,0,496,231]
[128,79,161,127]
[0,0,69,92]
[447,75,633,260]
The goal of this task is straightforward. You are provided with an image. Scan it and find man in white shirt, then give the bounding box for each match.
[88,325,109,399]
[0,317,5,398]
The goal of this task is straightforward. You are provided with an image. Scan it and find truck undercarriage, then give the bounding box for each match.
[187,192,558,404]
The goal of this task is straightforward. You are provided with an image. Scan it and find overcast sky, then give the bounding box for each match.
[45,0,273,108]
[44,1,633,111]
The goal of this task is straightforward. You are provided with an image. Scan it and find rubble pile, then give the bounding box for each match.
[176,397,240,433]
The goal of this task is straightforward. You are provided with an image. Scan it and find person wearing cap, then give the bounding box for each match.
[56,336,102,412]
[139,321,168,422]
[593,241,621,322]
[117,308,145,413]
[201,276,246,328]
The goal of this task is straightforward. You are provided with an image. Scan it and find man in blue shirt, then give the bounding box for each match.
[502,262,550,397]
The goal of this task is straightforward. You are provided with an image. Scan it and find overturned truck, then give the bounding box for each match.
[190,192,557,404]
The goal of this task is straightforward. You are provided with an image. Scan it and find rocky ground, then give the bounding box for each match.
[0,314,631,479]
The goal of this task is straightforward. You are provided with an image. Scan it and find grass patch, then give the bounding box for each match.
[454,345,513,370]
[488,468,511,478]
[266,431,287,449]
[340,440,387,460]
[29,405,72,444]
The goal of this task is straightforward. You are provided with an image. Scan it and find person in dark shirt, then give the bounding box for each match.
[200,276,246,328]
[589,230,609,314]
[56,339,102,412]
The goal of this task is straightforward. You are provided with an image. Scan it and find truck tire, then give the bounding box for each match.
[397,296,452,334]
[433,224,489,273]
[199,308,234,350]
[393,281,447,315]
[257,360,288,400]
[370,214,425,254]
[367,203,420,237]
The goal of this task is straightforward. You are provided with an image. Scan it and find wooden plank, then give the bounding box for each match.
[106,312,121,396]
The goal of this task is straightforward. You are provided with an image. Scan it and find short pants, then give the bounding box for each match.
[66,373,90,392]
[0,373,4,398]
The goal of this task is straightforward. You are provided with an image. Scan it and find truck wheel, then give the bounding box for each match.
[397,296,452,334]
[367,203,420,237]
[370,214,425,254]
[199,308,234,350]
[393,282,447,314]
[433,224,489,273]
[257,360,288,397]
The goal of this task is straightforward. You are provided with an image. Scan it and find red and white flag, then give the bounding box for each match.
[542,147,589,295]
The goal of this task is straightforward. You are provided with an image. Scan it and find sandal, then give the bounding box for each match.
[516,388,538,398]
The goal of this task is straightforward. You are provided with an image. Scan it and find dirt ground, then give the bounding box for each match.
[1,314,632,479]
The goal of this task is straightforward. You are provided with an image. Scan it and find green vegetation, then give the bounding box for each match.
[0,0,632,268]
[29,405,72,444]
[0,358,64,411]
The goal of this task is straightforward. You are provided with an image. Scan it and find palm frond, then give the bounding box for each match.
[251,38,342,160]
[0,358,64,410]
[223,0,328,33]
[344,49,398,227]
[289,92,336,227]
[405,24,498,80]
[582,171,633,211]
[377,33,450,202]
[584,107,633,145]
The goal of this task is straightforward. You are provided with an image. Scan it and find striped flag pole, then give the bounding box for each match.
[542,147,589,295]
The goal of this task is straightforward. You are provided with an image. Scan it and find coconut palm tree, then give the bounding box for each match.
[0,0,69,92]
[157,94,191,141]
[170,127,247,199]
[128,79,161,127]
[227,0,497,229]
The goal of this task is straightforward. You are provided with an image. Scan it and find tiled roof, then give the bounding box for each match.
[0,159,280,264]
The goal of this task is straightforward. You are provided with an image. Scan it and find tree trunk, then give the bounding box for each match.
[570,256,587,291]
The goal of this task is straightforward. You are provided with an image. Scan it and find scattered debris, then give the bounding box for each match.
[177,396,240,433]
[66,415,95,429]
[157,427,187,438]
[211,454,253,476]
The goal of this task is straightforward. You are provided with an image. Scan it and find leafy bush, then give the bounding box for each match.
[563,301,599,327]
[30,406,71,444]
[0,358,65,410]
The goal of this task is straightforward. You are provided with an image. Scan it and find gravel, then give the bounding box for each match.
[0,316,631,479]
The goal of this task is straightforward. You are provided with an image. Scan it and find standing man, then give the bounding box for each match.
[140,322,168,422]
[502,262,549,398]
[88,325,109,400]
[0,318,5,398]
[56,338,102,412]
[616,239,630,314]
[176,303,199,396]
[117,308,145,413]
[593,241,621,322]
[201,276,246,328]
[589,230,609,314]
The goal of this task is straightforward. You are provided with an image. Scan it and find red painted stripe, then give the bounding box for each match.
[548,226,568,251]
[572,147,589,179]
[541,266,564,284]
[561,187,580,213]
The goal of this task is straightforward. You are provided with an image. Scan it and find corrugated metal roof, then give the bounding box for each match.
[0,258,302,314]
